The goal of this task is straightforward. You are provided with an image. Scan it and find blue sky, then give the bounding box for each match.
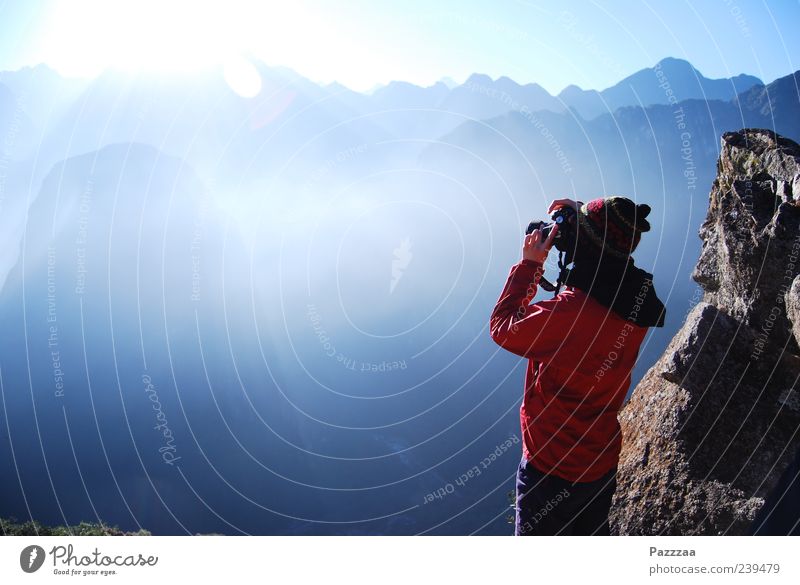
[0,0,797,93]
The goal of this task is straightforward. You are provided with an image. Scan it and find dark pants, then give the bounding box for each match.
[515,456,617,535]
[748,447,800,535]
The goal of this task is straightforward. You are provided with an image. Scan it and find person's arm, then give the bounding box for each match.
[490,259,547,358]
[490,225,565,359]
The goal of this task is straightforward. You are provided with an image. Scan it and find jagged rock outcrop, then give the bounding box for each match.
[785,275,800,346]
[611,129,800,535]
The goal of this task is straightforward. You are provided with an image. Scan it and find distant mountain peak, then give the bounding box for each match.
[464,73,493,87]
[557,84,587,96]
[556,57,763,120]
[438,76,460,89]
[653,56,696,68]
[495,75,521,89]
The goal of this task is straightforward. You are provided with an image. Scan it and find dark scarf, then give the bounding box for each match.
[560,257,666,328]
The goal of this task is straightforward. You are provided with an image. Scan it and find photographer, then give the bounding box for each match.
[490,196,665,535]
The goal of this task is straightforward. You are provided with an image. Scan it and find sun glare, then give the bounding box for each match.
[224,55,262,97]
[38,1,304,74]
[34,0,399,92]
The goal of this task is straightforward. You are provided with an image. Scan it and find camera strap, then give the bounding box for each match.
[536,250,569,296]
[537,275,557,293]
[553,250,568,296]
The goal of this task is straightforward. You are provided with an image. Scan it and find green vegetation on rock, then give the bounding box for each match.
[1,517,150,536]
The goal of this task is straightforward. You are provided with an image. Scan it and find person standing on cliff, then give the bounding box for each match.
[490,196,666,535]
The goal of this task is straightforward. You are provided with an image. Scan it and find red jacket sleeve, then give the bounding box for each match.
[490,259,573,361]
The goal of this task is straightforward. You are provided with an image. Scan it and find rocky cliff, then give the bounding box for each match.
[611,129,800,535]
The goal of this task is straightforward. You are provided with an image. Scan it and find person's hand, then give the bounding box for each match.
[522,225,558,264]
[547,198,584,214]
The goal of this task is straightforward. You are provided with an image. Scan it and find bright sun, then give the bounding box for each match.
[35,1,325,96]
[32,0,405,93]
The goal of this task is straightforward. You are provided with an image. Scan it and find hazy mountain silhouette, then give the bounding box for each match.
[559,57,763,119]
[734,70,800,139]
[0,57,796,536]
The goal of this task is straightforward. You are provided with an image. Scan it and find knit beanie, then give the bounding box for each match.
[560,196,665,327]
[576,196,652,258]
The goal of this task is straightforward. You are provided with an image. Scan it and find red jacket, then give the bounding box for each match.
[490,259,648,482]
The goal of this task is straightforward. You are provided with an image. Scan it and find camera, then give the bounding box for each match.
[525,205,577,252]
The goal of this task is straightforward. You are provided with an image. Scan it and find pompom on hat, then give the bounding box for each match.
[576,196,652,258]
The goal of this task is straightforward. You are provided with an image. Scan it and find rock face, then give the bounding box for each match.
[611,129,800,535]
